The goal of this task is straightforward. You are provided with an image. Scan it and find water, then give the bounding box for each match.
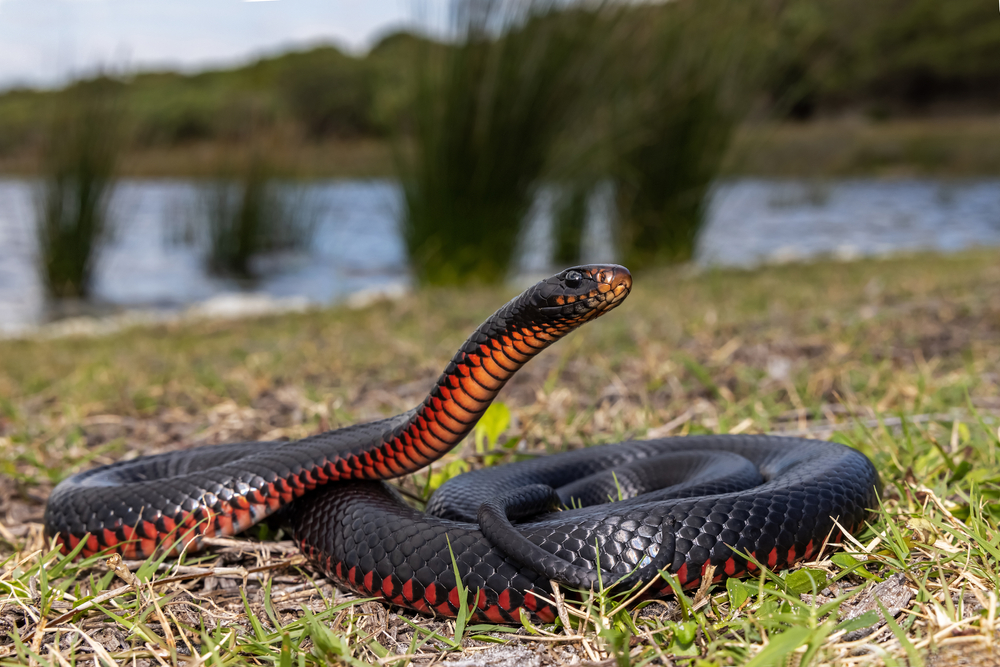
[0,179,408,334]
[2,177,999,334]
[700,179,1000,267]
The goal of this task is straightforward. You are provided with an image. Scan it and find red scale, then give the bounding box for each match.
[482,606,505,623]
[402,579,415,602]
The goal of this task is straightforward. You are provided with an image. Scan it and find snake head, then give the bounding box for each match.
[532,264,632,325]
[461,264,631,359]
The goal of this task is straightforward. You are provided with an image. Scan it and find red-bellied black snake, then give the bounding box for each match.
[45,264,879,623]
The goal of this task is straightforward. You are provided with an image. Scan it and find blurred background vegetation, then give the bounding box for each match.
[2,0,995,177]
[4,0,1000,292]
[33,77,124,299]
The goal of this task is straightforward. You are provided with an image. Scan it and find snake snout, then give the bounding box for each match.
[594,265,632,293]
[598,265,631,303]
[588,264,631,315]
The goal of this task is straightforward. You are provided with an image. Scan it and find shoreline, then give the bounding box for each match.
[7,245,1000,342]
[0,282,411,342]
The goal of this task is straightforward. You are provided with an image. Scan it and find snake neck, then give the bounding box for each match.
[346,296,578,479]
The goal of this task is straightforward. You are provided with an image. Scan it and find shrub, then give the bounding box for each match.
[276,47,374,139]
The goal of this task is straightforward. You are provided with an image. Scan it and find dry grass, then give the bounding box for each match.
[2,249,1000,665]
[4,116,1000,180]
[725,116,1000,177]
[0,137,394,180]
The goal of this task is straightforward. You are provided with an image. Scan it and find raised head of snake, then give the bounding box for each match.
[464,264,632,350]
[529,264,632,323]
[43,264,632,559]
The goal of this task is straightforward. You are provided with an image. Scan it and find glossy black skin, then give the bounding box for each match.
[43,263,880,623]
[296,434,879,622]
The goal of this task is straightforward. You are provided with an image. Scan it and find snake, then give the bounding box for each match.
[45,264,880,624]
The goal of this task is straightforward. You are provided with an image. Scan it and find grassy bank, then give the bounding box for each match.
[5,116,1000,180]
[2,249,1000,665]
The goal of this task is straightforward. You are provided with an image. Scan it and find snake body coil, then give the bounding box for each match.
[45,265,879,623]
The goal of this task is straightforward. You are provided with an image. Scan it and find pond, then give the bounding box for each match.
[1,178,999,335]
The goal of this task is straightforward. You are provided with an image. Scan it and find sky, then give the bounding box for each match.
[0,1,450,89]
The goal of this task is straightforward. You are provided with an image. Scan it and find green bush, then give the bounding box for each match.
[133,94,217,145]
[1,0,1000,155]
[0,88,47,157]
[275,47,374,139]
[764,0,1000,117]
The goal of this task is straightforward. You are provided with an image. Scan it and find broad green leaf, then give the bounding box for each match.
[745,626,812,667]
[476,402,511,452]
[784,568,828,595]
[674,620,698,646]
[727,577,750,610]
[831,553,859,569]
[831,553,879,581]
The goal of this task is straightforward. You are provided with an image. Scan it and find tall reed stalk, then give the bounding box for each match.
[612,0,761,268]
[615,89,736,267]
[397,1,605,285]
[551,182,591,266]
[35,78,123,299]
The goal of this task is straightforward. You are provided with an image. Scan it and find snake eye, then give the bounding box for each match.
[564,270,583,289]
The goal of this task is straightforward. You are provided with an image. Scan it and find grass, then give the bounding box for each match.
[2,248,1000,664]
[5,117,1000,180]
[723,116,1000,178]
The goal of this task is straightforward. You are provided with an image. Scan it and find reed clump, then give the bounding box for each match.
[186,150,319,280]
[398,0,762,281]
[551,183,591,266]
[35,77,124,299]
[397,1,605,285]
[610,0,760,268]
